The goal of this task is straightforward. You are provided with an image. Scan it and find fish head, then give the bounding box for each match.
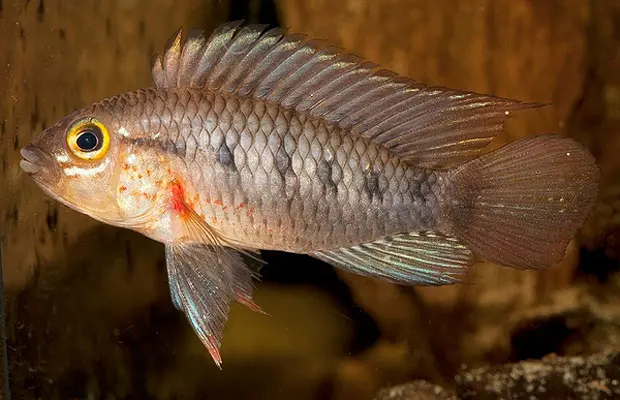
[20,105,128,224]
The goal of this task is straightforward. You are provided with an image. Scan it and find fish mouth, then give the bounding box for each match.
[20,145,60,182]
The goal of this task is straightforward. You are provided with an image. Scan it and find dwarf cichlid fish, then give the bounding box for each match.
[20,21,600,367]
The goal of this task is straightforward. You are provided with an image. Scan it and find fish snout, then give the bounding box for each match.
[20,145,59,182]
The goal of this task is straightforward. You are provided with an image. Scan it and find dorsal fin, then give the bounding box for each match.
[151,21,545,167]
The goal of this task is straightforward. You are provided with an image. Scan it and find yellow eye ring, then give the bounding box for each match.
[66,118,110,161]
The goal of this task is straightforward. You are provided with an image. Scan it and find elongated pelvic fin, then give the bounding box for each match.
[442,134,600,269]
[165,180,264,367]
[310,232,474,285]
[151,21,543,167]
[166,242,231,367]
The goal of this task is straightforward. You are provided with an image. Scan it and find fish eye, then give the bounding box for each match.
[76,130,99,151]
[66,118,110,161]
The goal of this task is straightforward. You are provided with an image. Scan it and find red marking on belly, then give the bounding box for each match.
[119,186,127,192]
[237,202,246,209]
[170,181,187,215]
[212,217,218,224]
[214,199,223,206]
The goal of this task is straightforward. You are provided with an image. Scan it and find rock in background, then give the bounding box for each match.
[0,0,618,399]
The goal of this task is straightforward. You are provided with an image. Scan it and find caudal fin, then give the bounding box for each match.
[442,134,600,269]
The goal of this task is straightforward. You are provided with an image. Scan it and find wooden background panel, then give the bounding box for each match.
[1,0,616,398]
[277,0,590,144]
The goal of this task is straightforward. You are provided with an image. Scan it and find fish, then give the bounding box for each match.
[19,21,600,367]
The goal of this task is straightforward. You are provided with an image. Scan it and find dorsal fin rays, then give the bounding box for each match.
[152,21,544,167]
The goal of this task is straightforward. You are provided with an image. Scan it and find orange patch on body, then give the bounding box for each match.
[119,186,127,192]
[212,217,218,224]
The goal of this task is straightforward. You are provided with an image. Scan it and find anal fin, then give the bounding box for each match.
[310,232,474,285]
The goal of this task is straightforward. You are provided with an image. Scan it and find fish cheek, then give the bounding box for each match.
[59,160,117,210]
[116,157,167,221]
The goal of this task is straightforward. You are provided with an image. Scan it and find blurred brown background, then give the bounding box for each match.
[1,0,619,399]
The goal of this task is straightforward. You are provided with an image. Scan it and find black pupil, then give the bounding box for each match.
[76,130,99,151]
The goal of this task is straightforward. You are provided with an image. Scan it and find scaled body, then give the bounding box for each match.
[20,21,600,367]
[97,88,440,251]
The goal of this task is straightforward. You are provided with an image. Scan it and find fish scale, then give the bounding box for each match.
[20,22,599,367]
[94,88,437,250]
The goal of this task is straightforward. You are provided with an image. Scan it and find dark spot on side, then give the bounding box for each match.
[126,136,193,160]
[0,119,5,135]
[2,157,6,173]
[58,28,65,40]
[46,205,58,231]
[139,20,145,37]
[317,160,337,194]
[36,0,44,22]
[217,142,236,171]
[105,17,111,37]
[275,147,291,177]
[13,133,18,150]
[0,0,3,18]
[174,138,186,159]
[364,171,383,202]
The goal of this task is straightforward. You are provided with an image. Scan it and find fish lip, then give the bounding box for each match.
[19,145,60,182]
[19,158,41,175]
